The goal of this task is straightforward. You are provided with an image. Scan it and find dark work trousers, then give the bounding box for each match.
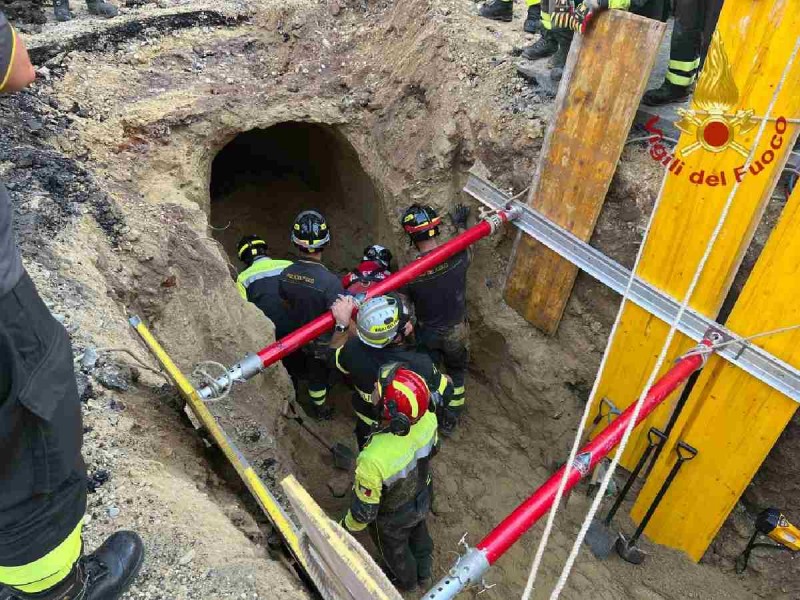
[0,272,87,567]
[668,0,721,88]
[355,419,372,452]
[303,342,330,408]
[369,487,433,591]
[416,322,469,414]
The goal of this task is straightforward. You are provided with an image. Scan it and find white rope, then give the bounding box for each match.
[519,129,674,600]
[548,33,800,600]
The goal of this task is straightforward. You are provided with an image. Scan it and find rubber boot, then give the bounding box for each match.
[86,0,119,17]
[521,29,558,60]
[7,532,144,600]
[53,0,71,22]
[523,4,541,33]
[549,29,572,82]
[642,80,691,106]
[479,0,513,22]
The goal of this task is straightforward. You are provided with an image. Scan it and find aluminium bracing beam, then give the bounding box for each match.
[197,207,520,400]
[421,341,711,600]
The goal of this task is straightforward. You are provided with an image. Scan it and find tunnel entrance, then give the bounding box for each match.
[210,122,390,273]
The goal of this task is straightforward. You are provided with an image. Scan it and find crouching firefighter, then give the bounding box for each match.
[0,12,144,600]
[401,203,471,434]
[328,294,453,449]
[340,364,438,592]
[341,244,393,295]
[278,210,345,420]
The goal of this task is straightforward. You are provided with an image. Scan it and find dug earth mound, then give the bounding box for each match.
[3,0,796,597]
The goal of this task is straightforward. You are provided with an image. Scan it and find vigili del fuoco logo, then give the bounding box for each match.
[645,31,788,187]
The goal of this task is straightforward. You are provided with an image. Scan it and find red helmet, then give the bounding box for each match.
[377,363,430,435]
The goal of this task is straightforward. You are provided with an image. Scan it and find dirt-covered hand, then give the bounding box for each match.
[331,295,356,326]
[449,203,471,230]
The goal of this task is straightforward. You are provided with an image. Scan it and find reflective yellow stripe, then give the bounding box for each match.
[0,521,82,593]
[357,411,377,425]
[335,347,349,374]
[309,388,327,399]
[437,376,448,395]
[526,0,540,6]
[393,380,419,419]
[666,71,695,86]
[453,386,465,396]
[609,0,631,8]
[0,26,18,92]
[541,10,552,29]
[669,58,701,71]
[344,511,369,532]
[236,281,248,300]
[449,398,465,407]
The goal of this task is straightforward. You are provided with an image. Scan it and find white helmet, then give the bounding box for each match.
[356,296,401,348]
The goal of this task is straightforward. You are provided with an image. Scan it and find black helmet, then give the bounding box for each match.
[401,204,441,242]
[237,235,269,266]
[291,210,330,253]
[363,244,392,269]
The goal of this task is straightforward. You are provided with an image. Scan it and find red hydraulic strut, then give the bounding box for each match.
[422,341,711,599]
[198,207,519,399]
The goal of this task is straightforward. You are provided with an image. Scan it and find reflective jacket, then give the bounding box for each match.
[344,410,438,532]
[236,257,293,336]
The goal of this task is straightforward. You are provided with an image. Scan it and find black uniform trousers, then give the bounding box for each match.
[0,273,86,567]
[668,0,723,88]
[369,486,434,591]
[416,322,469,414]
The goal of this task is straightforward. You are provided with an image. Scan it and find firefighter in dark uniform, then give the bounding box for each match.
[400,204,470,434]
[278,211,344,420]
[340,363,438,592]
[0,12,144,599]
[328,294,453,449]
[643,0,724,106]
[235,235,304,389]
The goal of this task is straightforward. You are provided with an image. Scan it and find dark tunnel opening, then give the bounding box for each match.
[209,122,392,275]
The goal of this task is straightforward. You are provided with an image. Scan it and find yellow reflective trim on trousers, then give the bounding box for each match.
[392,380,419,419]
[0,521,83,593]
[541,10,552,29]
[344,511,369,532]
[453,386,465,395]
[669,58,700,72]
[449,398,465,407]
[608,0,631,8]
[526,0,540,6]
[437,376,448,395]
[309,388,327,398]
[666,71,695,86]
[357,411,377,425]
[335,347,349,374]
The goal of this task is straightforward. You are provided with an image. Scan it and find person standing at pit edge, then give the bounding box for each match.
[400,203,471,435]
[0,12,144,600]
[278,210,345,421]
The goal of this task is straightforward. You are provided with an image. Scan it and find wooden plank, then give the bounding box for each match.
[629,180,800,561]
[503,11,666,335]
[585,0,800,470]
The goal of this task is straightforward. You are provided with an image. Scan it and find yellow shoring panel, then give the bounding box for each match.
[585,0,800,470]
[128,316,306,568]
[630,179,800,561]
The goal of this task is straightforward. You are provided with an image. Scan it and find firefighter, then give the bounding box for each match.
[642,0,724,106]
[340,363,438,592]
[278,210,344,420]
[235,235,304,388]
[329,294,453,448]
[53,0,118,21]
[341,244,393,295]
[400,203,470,434]
[479,0,545,34]
[0,12,143,599]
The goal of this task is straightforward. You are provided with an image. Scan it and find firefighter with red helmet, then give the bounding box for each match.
[341,245,393,295]
[400,203,471,435]
[340,363,438,592]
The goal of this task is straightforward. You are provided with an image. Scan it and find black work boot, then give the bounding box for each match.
[86,0,119,17]
[479,0,513,22]
[521,30,558,60]
[642,80,691,106]
[549,31,572,82]
[523,3,542,33]
[439,409,459,437]
[53,0,71,22]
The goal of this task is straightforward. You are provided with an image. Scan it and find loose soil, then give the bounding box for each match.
[3,0,798,598]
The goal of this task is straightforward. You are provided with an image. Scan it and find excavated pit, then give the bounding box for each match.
[210,123,392,271]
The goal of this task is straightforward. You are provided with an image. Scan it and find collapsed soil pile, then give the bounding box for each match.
[4,0,798,598]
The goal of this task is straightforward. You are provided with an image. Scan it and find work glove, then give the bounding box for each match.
[449,203,471,230]
[572,0,608,34]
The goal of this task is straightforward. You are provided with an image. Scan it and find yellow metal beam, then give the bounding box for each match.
[586,0,800,470]
[630,175,800,561]
[128,316,307,568]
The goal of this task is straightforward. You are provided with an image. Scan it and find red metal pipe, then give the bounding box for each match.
[255,211,514,368]
[477,345,707,564]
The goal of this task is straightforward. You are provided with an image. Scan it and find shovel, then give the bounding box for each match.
[282,400,356,471]
[585,427,667,559]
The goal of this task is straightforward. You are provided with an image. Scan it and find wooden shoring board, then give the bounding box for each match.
[503,11,666,335]
[629,181,800,562]
[585,0,800,471]
[281,476,403,600]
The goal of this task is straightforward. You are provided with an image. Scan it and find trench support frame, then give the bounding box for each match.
[197,207,520,400]
[421,341,711,600]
